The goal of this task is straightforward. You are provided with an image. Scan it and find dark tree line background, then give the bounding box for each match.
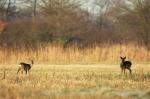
[0,0,149,49]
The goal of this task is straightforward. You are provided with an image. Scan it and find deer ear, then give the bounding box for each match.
[120,57,122,59]
[124,57,126,59]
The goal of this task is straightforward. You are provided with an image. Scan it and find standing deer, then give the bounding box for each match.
[120,57,132,74]
[17,60,34,75]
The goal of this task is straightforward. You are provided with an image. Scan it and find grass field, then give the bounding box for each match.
[0,64,150,99]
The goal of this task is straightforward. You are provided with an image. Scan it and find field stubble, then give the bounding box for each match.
[0,64,150,99]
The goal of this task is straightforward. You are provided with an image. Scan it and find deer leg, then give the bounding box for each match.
[26,69,29,75]
[25,70,28,75]
[28,69,30,74]
[21,70,23,75]
[17,68,21,74]
[27,68,30,75]
[123,69,125,74]
[128,68,132,74]
[121,68,123,74]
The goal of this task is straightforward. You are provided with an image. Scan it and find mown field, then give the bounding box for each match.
[0,64,150,99]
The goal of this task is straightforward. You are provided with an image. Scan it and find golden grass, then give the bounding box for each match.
[0,64,150,99]
[0,43,149,98]
[0,43,149,64]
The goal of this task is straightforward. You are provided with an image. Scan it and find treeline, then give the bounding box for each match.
[0,0,149,49]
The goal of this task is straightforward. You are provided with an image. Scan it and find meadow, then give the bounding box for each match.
[0,44,149,99]
[0,64,150,99]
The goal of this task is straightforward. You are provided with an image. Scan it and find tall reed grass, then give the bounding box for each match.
[0,43,149,64]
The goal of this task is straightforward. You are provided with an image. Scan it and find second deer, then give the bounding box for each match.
[17,60,34,75]
[120,57,132,74]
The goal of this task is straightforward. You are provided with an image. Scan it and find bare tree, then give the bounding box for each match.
[93,0,112,29]
[0,0,18,20]
[0,0,7,18]
[33,0,37,17]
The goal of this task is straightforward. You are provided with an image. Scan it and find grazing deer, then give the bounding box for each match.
[17,60,34,75]
[120,57,132,74]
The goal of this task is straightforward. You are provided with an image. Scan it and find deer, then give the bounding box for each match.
[17,60,34,75]
[120,57,132,74]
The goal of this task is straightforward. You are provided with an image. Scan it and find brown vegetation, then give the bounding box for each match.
[0,0,149,63]
[0,43,149,64]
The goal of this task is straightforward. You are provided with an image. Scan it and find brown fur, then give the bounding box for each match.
[120,57,132,74]
[17,60,34,75]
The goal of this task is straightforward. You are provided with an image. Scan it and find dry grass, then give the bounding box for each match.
[0,43,149,98]
[0,43,149,64]
[0,64,150,99]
